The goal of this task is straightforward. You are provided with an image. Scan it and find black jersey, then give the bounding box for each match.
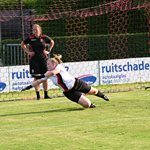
[23,34,51,57]
[23,34,52,76]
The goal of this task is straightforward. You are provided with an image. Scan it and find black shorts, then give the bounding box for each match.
[29,56,47,78]
[63,78,91,103]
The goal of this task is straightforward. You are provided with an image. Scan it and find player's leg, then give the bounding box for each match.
[40,58,51,99]
[88,87,109,101]
[34,78,41,100]
[78,95,96,108]
[63,90,95,108]
[42,80,52,99]
[29,59,41,100]
[74,78,109,101]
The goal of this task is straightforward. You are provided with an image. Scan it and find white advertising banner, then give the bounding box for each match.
[0,61,99,92]
[0,67,9,92]
[63,61,99,86]
[100,57,150,84]
[138,58,150,82]
[0,57,149,92]
[9,65,32,91]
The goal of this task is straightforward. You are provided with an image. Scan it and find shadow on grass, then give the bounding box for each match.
[0,107,85,117]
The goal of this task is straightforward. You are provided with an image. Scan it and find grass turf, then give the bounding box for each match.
[0,90,150,150]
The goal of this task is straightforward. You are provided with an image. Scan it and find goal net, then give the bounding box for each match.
[0,0,149,101]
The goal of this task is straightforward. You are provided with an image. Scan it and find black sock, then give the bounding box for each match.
[96,90,109,101]
[36,91,40,100]
[44,91,49,98]
[96,90,104,98]
[44,91,52,99]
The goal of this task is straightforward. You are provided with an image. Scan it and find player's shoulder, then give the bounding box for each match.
[56,64,64,70]
[41,34,51,40]
[56,64,62,68]
[41,34,49,38]
[29,34,35,39]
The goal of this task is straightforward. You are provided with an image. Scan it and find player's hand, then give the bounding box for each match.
[43,50,49,55]
[28,51,35,56]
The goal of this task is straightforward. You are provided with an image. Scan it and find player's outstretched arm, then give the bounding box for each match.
[21,76,48,91]
[21,69,60,92]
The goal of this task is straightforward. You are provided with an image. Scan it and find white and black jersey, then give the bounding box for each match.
[49,64,91,103]
[50,64,76,92]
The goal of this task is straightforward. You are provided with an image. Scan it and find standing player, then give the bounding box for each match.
[21,24,54,100]
[22,54,109,108]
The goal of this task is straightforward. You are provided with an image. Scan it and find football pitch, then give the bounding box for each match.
[0,90,150,150]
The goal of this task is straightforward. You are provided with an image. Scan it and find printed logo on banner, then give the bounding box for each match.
[100,58,150,84]
[0,82,6,92]
[78,74,96,85]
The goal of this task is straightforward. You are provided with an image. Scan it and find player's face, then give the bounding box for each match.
[47,60,57,71]
[32,26,41,37]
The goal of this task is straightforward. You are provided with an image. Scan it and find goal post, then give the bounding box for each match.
[0,0,149,101]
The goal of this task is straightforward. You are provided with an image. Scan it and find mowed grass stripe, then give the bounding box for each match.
[0,90,150,150]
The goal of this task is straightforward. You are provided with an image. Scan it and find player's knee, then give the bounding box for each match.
[82,104,89,108]
[82,101,91,108]
[78,95,91,108]
[88,87,98,95]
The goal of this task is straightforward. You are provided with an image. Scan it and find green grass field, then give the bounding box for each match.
[0,90,150,150]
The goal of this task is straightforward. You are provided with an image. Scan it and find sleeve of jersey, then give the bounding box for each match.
[23,37,30,44]
[45,35,52,43]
